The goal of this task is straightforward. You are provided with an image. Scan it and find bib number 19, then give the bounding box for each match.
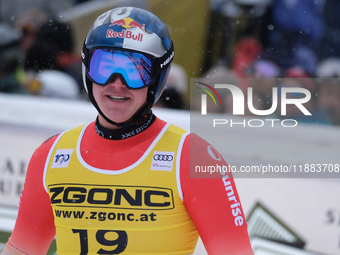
[72,229,128,254]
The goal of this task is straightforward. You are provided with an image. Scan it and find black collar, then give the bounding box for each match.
[95,111,156,140]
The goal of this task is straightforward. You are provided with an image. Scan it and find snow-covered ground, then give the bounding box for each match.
[1,92,340,254]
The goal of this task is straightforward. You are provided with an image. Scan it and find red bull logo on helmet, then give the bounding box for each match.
[106,17,145,42]
[110,17,145,30]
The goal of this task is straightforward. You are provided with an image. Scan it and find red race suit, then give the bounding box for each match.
[5,118,253,255]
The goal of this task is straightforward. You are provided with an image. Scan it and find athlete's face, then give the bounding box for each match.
[92,77,148,129]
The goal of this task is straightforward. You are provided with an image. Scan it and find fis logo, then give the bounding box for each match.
[196,81,223,115]
[51,149,74,168]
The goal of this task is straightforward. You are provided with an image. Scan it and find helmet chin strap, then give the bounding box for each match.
[97,102,152,129]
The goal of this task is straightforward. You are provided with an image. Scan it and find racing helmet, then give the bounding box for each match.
[81,7,174,126]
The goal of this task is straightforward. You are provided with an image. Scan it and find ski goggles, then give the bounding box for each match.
[83,43,174,90]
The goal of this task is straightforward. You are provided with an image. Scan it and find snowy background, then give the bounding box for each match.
[0,93,340,254]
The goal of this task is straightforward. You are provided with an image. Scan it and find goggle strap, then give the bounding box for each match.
[81,40,89,66]
[153,42,175,76]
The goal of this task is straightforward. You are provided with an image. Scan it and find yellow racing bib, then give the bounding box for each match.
[44,123,199,254]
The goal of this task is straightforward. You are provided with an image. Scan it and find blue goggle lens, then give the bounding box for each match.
[88,49,154,89]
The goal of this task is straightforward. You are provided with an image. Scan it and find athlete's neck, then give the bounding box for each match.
[95,111,156,140]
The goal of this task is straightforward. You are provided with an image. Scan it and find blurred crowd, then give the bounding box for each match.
[0,0,86,98]
[0,0,149,99]
[0,0,340,126]
[198,0,340,126]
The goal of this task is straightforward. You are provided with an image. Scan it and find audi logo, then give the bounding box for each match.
[153,154,173,161]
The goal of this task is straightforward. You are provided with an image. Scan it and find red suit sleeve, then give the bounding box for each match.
[7,135,58,255]
[181,134,254,255]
